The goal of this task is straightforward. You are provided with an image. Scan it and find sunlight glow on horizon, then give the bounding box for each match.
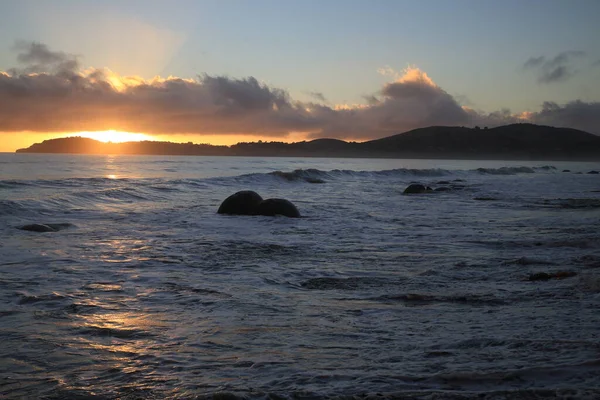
[0,131,361,153]
[69,130,154,143]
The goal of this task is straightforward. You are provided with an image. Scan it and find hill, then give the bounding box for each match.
[15,124,600,160]
[362,124,600,159]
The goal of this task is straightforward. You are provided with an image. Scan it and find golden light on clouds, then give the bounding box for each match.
[377,65,437,87]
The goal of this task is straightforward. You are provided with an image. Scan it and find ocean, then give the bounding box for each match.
[1,153,600,399]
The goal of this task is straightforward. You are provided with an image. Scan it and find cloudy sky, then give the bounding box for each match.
[0,0,599,151]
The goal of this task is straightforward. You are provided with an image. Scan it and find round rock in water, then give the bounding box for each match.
[217,190,264,215]
[403,184,432,194]
[256,198,301,218]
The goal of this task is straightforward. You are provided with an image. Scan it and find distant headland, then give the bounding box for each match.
[15,124,600,160]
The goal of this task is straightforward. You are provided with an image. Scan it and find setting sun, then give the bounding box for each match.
[71,130,153,143]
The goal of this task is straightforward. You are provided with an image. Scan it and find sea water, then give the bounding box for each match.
[1,154,600,399]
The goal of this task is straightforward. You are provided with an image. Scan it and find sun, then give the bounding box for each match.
[71,130,153,143]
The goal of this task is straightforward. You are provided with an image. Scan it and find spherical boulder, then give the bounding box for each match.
[217,190,263,215]
[256,198,301,218]
[403,184,433,194]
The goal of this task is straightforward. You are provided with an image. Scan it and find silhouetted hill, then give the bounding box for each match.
[363,124,600,159]
[16,124,600,160]
[17,138,229,156]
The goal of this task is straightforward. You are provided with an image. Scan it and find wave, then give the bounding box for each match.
[476,166,536,175]
[0,199,29,216]
[301,276,404,290]
[418,357,600,392]
[375,292,507,306]
[77,325,155,339]
[538,198,600,209]
[34,387,600,400]
[228,168,457,186]
[246,165,553,184]
[16,291,67,305]
[0,180,34,189]
[1,164,557,191]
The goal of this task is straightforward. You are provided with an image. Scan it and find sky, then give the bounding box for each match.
[0,0,599,152]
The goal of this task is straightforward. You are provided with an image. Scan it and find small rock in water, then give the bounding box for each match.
[403,184,433,194]
[18,223,73,233]
[18,224,57,232]
[587,170,599,174]
[527,271,577,281]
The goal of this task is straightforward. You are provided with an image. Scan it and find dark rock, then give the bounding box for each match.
[218,191,301,218]
[562,169,571,172]
[554,271,577,279]
[588,170,599,174]
[403,184,433,194]
[527,271,577,281]
[256,198,300,218]
[436,180,451,185]
[528,272,552,281]
[18,223,73,232]
[217,191,263,215]
[473,196,497,201]
[513,257,554,265]
[577,255,600,268]
[19,224,57,232]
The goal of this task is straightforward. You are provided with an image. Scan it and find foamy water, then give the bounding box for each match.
[1,154,600,399]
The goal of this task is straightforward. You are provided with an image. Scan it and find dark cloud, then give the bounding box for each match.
[0,70,321,135]
[11,41,79,76]
[362,95,380,106]
[0,42,324,135]
[466,101,600,135]
[538,65,572,83]
[466,108,521,128]
[0,44,472,139]
[547,51,586,67]
[453,94,474,107]
[0,42,598,139]
[523,51,586,84]
[529,100,600,134]
[306,91,327,102]
[303,68,471,139]
[523,56,545,68]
